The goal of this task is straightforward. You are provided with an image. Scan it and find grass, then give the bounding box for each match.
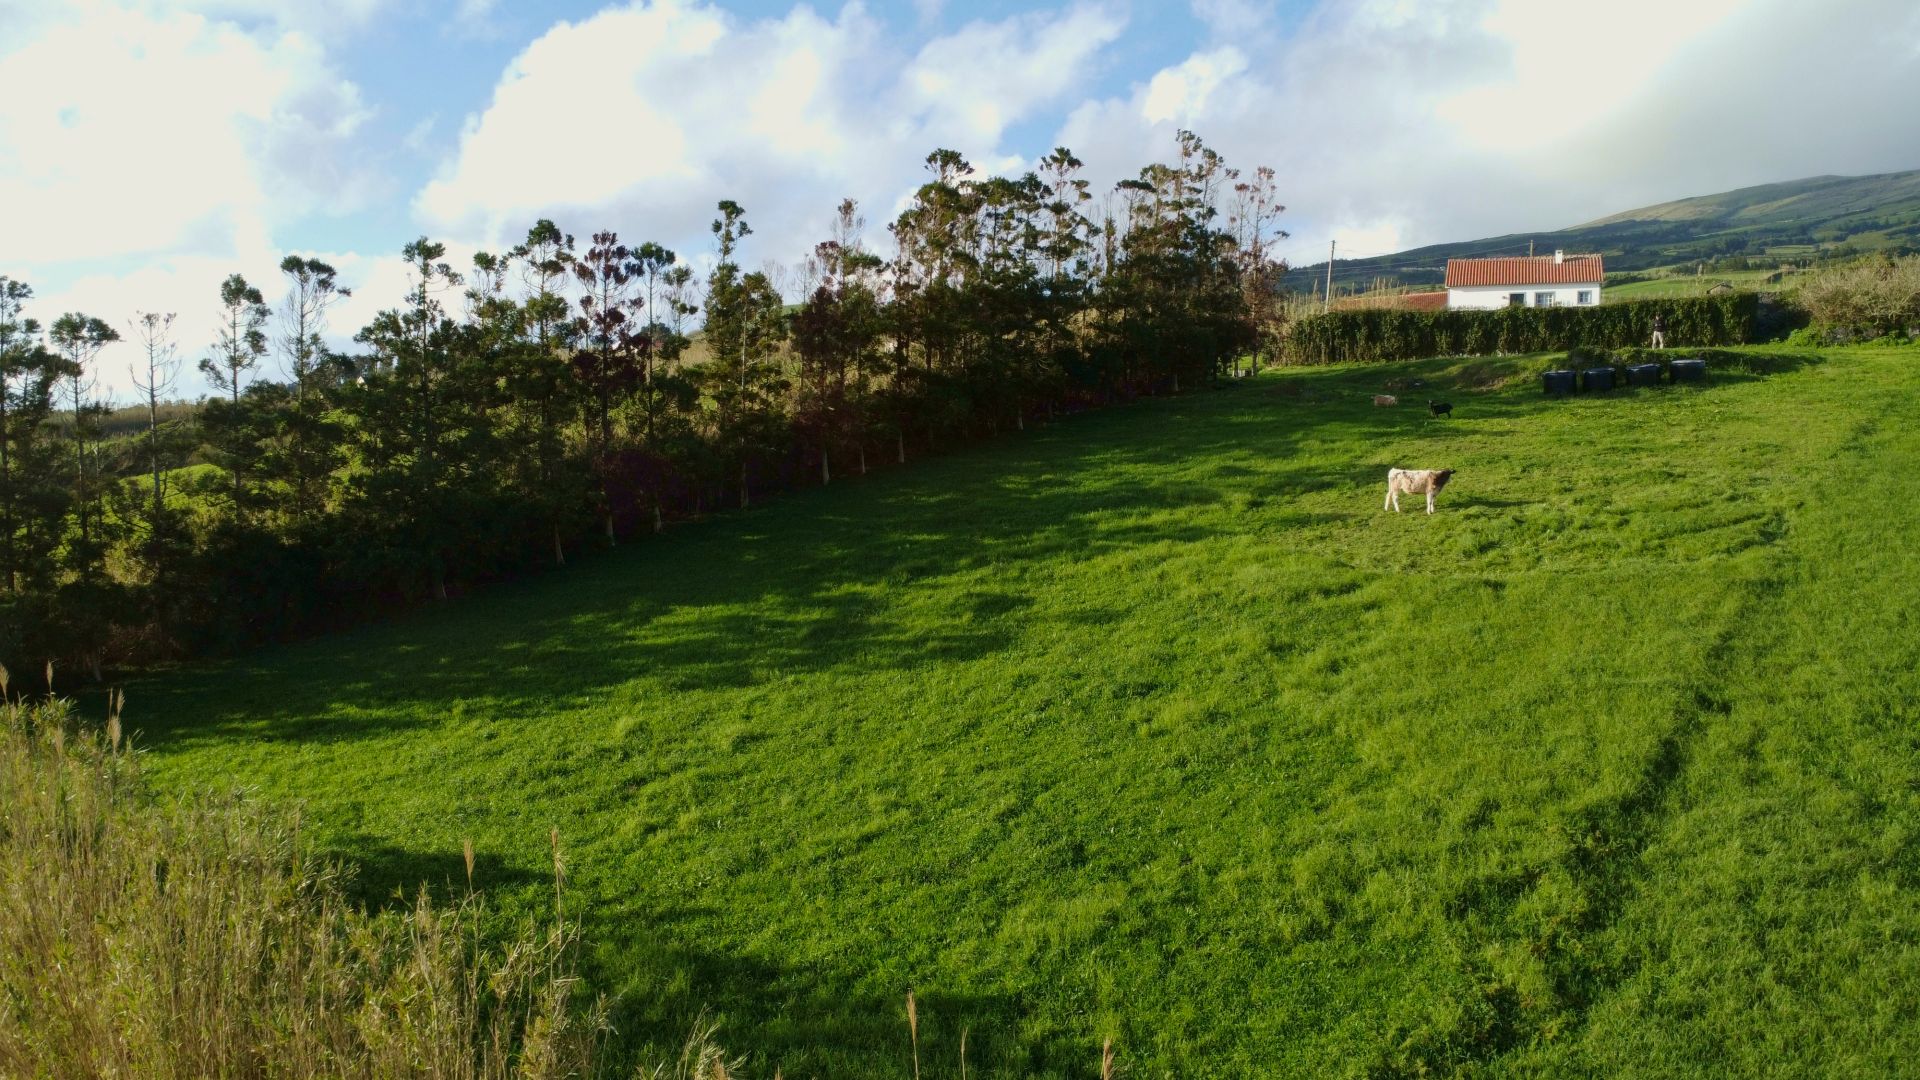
[124,345,1920,1076]
[1603,267,1795,301]
[0,693,622,1078]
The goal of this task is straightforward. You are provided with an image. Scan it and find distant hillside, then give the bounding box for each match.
[1288,169,1920,294]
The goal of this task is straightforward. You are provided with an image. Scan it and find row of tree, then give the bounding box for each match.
[0,133,1287,680]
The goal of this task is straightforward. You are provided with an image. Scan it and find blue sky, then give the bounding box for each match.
[4,0,1918,396]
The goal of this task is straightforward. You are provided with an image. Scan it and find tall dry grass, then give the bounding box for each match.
[1799,253,1920,338]
[0,676,1131,1079]
[0,687,629,1078]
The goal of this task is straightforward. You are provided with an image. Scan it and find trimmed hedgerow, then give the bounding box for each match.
[1280,294,1760,365]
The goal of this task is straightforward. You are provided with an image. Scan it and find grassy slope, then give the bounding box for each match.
[131,348,1920,1077]
[1602,267,1794,302]
[1289,169,1920,291]
[1577,170,1920,230]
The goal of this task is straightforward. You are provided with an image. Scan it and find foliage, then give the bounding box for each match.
[1,133,1276,676]
[0,689,616,1078]
[1281,294,1761,365]
[1795,253,1920,339]
[131,346,1920,1077]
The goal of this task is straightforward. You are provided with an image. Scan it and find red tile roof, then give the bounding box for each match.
[1445,254,1604,288]
[1401,290,1449,311]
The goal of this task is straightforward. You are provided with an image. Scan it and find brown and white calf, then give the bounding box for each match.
[1384,468,1455,514]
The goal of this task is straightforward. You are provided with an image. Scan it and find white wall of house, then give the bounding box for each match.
[1447,283,1603,310]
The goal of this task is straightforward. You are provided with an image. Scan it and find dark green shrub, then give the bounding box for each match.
[1280,294,1761,365]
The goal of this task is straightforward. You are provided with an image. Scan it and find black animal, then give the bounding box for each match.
[1428,400,1453,418]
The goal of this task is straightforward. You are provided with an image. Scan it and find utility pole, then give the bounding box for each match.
[1323,239,1335,314]
[1529,239,1535,257]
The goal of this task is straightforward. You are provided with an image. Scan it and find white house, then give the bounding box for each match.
[1445,251,1604,310]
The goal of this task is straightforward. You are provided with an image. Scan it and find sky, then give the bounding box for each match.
[5,0,1920,398]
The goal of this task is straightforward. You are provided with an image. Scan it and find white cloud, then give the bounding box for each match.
[1058,0,1920,268]
[14,0,1920,400]
[416,0,1126,265]
[1141,47,1246,125]
[1188,0,1278,41]
[1433,0,1747,156]
[140,0,394,42]
[903,6,1126,144]
[0,2,375,268]
[0,0,384,397]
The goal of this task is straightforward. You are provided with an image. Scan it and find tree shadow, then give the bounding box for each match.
[320,834,545,911]
[128,348,1824,751]
[599,926,1035,1078]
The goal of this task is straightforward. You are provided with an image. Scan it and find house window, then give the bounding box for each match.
[1507,292,1525,307]
[1534,291,1556,308]
[1577,289,1595,305]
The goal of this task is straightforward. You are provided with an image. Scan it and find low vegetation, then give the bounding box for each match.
[1280,294,1758,365]
[1599,266,1798,301]
[1796,252,1920,339]
[0,684,628,1078]
[126,345,1920,1076]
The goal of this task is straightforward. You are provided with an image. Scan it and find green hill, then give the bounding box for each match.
[1291,169,1920,293]
[129,346,1920,1076]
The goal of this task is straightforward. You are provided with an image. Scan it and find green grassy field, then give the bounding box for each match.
[1603,269,1782,301]
[1603,268,1800,302]
[128,346,1920,1077]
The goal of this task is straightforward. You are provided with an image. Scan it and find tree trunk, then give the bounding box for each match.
[552,523,566,566]
[1,391,12,594]
[858,444,868,475]
[148,393,162,530]
[653,500,663,534]
[604,509,616,546]
[1016,412,1024,432]
[740,462,750,509]
[821,449,831,486]
[897,433,906,464]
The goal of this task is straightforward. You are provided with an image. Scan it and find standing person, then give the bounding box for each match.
[1650,312,1667,349]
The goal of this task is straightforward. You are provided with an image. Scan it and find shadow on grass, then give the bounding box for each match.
[601,932,1032,1078]
[131,348,1824,750]
[322,834,546,910]
[115,344,1831,1076]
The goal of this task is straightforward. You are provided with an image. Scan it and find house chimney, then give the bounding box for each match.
[1554,249,1565,264]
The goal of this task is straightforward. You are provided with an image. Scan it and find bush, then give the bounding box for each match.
[1279,294,1761,365]
[1784,326,1841,347]
[1798,254,1920,339]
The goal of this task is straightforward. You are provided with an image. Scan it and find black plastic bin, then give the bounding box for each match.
[1670,358,1706,383]
[1580,366,1616,393]
[1626,362,1662,387]
[1543,369,1576,395]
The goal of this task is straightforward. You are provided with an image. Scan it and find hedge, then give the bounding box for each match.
[1280,293,1761,365]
